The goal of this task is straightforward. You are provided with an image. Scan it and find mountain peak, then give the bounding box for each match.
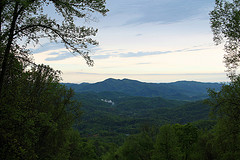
[104,78,118,81]
[103,78,141,83]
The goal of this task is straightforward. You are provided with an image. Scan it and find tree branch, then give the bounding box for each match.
[14,23,94,66]
[0,1,20,96]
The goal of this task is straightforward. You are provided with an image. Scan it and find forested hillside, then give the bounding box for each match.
[65,78,222,101]
[74,91,212,144]
[64,79,219,144]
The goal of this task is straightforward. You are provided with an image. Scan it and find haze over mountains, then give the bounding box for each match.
[64,78,222,101]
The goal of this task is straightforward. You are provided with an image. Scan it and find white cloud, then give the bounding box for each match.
[30,0,227,83]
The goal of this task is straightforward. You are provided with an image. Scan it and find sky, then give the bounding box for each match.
[31,0,229,83]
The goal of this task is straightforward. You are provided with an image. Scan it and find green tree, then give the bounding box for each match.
[210,1,240,159]
[152,124,181,160]
[173,124,198,160]
[0,0,108,159]
[68,130,100,160]
[190,130,217,160]
[210,0,240,78]
[207,77,240,159]
[114,133,154,160]
[0,0,108,94]
[0,63,81,160]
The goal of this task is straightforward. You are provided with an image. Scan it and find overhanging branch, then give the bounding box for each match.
[14,23,94,66]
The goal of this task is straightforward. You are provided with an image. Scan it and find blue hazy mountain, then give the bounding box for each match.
[64,78,222,101]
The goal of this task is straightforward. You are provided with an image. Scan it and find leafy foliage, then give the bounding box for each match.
[152,124,181,160]
[0,62,82,160]
[0,0,108,95]
[207,76,240,159]
[210,0,240,77]
[0,1,109,158]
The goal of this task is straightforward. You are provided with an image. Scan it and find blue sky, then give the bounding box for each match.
[31,0,228,83]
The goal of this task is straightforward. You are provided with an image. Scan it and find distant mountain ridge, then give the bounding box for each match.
[64,78,222,101]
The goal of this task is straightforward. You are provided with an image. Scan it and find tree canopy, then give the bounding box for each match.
[0,1,108,159]
[210,0,240,78]
[0,0,108,94]
[207,76,240,159]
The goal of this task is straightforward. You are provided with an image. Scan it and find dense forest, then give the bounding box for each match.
[1,0,240,160]
[68,80,218,143]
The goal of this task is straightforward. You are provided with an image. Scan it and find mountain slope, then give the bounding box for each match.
[74,92,212,142]
[65,78,222,101]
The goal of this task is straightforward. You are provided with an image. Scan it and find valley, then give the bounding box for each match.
[65,78,221,143]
